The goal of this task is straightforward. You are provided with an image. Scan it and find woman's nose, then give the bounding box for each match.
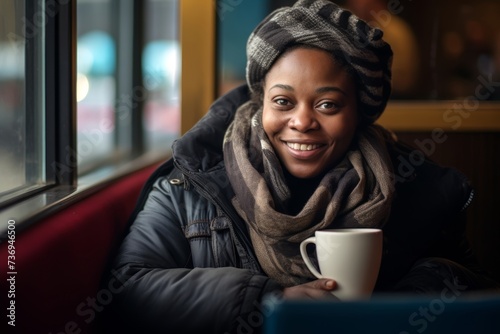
[288,105,319,132]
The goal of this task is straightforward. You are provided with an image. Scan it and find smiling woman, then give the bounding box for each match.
[107,1,499,333]
[261,48,359,178]
[0,1,498,334]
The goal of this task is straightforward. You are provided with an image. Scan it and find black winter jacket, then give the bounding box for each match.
[111,85,478,334]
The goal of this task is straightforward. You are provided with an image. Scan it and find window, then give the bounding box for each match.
[0,1,46,204]
[143,0,180,151]
[76,0,116,171]
[217,0,267,95]
[0,0,186,233]
[76,0,180,172]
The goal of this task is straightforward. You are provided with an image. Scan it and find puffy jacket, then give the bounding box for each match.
[110,85,478,334]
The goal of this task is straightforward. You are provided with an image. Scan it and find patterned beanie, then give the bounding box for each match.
[246,0,393,123]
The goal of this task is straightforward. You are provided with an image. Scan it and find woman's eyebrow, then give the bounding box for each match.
[316,86,348,96]
[268,84,294,92]
[268,84,348,97]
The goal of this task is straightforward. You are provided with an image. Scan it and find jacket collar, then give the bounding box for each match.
[172,84,250,174]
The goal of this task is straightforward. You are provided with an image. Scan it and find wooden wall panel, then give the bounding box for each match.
[395,132,500,281]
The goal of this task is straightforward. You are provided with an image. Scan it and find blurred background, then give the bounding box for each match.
[218,0,500,101]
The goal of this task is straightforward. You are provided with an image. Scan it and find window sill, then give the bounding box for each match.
[0,150,170,238]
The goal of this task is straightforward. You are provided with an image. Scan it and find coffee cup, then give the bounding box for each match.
[299,228,383,300]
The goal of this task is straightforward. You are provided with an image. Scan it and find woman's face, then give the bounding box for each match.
[262,47,358,179]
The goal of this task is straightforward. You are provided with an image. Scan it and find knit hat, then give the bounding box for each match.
[246,0,393,123]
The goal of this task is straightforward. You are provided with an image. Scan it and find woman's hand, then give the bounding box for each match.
[282,279,338,299]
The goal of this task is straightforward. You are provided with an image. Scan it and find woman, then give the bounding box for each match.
[106,1,498,333]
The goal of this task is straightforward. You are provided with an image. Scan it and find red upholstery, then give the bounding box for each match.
[0,164,158,334]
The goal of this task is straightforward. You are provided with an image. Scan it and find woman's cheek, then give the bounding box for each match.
[262,110,285,134]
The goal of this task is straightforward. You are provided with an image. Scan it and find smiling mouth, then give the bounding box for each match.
[285,142,321,151]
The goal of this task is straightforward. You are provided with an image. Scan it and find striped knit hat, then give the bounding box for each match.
[246,0,393,123]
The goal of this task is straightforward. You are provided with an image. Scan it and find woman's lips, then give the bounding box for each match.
[284,141,324,159]
[285,142,321,151]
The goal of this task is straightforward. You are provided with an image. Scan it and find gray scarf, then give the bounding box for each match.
[223,101,395,286]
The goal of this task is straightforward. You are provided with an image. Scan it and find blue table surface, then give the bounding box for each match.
[262,293,500,334]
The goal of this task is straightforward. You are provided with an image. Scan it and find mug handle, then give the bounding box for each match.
[300,237,323,279]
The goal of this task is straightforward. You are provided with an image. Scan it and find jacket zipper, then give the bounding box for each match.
[460,188,474,212]
[173,161,260,270]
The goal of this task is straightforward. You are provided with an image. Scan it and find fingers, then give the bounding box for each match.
[323,279,336,290]
[309,278,336,291]
[308,279,337,299]
[282,279,338,300]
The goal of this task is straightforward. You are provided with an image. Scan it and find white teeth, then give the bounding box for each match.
[286,142,320,151]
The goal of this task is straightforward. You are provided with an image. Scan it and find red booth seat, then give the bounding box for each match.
[0,164,157,334]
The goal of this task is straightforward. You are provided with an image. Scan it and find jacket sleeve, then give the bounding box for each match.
[109,176,282,334]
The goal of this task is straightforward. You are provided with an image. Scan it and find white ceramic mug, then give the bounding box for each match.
[300,228,383,300]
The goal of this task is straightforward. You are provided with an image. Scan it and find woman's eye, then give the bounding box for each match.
[272,98,292,108]
[318,101,339,111]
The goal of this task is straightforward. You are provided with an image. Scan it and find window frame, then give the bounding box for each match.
[0,0,64,209]
[46,0,77,186]
[0,0,77,234]
[0,0,213,236]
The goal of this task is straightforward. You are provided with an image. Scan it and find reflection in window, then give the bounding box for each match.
[76,0,180,166]
[0,1,45,196]
[218,0,268,95]
[76,0,116,169]
[143,0,180,151]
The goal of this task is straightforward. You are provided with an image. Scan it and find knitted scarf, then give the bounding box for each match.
[223,101,395,287]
